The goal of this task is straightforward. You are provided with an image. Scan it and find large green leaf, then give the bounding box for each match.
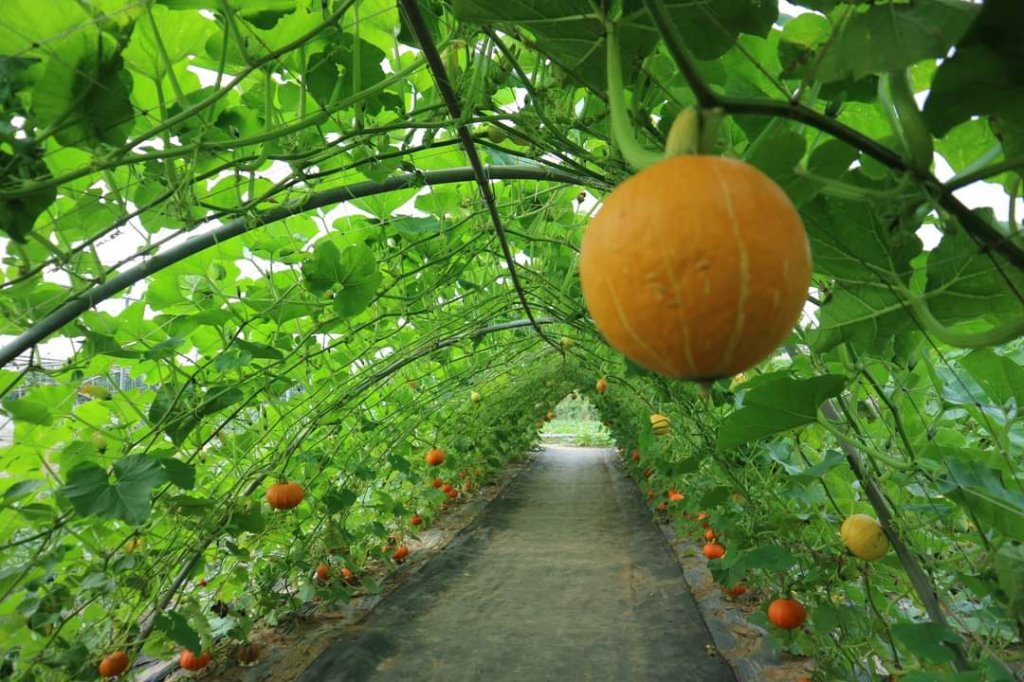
[924,228,1024,326]
[148,384,244,445]
[718,374,846,450]
[924,0,1024,136]
[31,33,135,148]
[0,148,56,243]
[811,1,977,83]
[959,349,1024,410]
[301,242,382,318]
[59,456,168,526]
[123,4,215,81]
[891,622,962,665]
[994,544,1024,621]
[940,459,1024,542]
[153,610,202,656]
[453,0,775,89]
[1,384,77,426]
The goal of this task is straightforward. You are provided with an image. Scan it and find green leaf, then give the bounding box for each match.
[0,0,94,54]
[452,0,775,90]
[234,339,284,360]
[717,374,846,450]
[891,622,961,664]
[225,502,265,535]
[0,149,56,243]
[732,545,799,572]
[59,456,168,526]
[153,610,202,656]
[31,32,134,148]
[159,458,196,490]
[1,384,77,426]
[390,216,442,237]
[2,480,43,504]
[324,488,358,514]
[925,228,1024,327]
[959,348,1024,410]
[924,0,1024,136]
[812,1,977,83]
[994,544,1024,621]
[302,242,381,318]
[123,5,214,80]
[940,458,1024,542]
[789,450,845,483]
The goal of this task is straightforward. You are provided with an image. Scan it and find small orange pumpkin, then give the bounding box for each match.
[266,481,304,510]
[579,155,812,380]
[704,528,716,541]
[724,584,747,598]
[315,563,330,581]
[431,478,444,489]
[702,542,726,559]
[425,448,446,466]
[410,514,423,526]
[596,377,608,394]
[767,598,807,629]
[392,545,409,562]
[630,450,641,463]
[98,651,129,678]
[668,489,685,502]
[179,650,212,671]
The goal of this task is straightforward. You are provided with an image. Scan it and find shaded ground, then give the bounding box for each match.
[299,447,736,681]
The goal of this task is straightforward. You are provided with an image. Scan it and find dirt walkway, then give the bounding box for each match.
[298,447,736,681]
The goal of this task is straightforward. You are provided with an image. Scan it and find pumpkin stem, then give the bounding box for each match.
[664,107,722,157]
[604,21,664,171]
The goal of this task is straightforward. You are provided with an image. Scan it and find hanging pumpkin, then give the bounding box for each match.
[579,155,811,380]
[841,513,890,561]
[266,481,304,510]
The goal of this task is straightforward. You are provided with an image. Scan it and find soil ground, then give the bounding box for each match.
[298,446,736,681]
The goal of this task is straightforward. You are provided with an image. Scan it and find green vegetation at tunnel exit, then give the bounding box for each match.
[540,395,614,448]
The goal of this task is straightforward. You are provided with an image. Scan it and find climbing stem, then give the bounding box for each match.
[604,22,664,171]
[878,69,933,173]
[816,418,913,471]
[895,284,1024,348]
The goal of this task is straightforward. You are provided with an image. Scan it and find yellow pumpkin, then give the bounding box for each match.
[650,413,670,436]
[841,514,889,561]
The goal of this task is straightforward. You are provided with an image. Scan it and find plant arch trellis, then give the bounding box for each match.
[0,0,1023,680]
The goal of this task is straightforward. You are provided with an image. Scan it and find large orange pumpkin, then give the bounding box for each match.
[266,481,304,510]
[98,651,129,677]
[579,155,812,380]
[767,598,807,629]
